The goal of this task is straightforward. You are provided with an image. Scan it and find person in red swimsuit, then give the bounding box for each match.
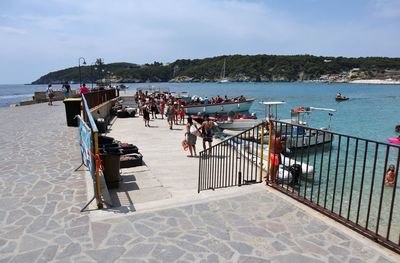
[269,129,285,184]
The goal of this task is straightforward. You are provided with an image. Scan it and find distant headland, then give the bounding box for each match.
[31,54,400,85]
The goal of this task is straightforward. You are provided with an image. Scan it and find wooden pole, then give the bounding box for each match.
[93,132,103,209]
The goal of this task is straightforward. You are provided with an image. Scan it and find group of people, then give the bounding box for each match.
[135,90,215,157]
[135,90,187,129]
[190,95,247,105]
[46,82,72,106]
[46,82,89,106]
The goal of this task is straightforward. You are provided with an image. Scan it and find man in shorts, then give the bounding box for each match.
[269,130,285,184]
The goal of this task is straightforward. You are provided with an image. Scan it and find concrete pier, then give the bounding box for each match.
[0,101,399,262]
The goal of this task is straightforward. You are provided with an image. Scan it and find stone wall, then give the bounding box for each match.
[33,90,79,103]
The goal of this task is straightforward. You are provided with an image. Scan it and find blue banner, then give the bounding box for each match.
[78,116,93,174]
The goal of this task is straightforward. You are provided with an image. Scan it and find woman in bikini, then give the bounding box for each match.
[198,114,214,155]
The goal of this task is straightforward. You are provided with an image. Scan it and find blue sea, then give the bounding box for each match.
[1,82,400,142]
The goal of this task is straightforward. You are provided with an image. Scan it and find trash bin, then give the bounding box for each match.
[63,98,82,127]
[96,118,107,133]
[100,150,122,188]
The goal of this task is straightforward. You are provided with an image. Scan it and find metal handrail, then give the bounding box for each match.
[198,118,400,254]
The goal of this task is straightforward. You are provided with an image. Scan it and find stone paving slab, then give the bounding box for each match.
[0,101,399,262]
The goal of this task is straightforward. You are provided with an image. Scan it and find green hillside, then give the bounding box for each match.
[32,55,400,84]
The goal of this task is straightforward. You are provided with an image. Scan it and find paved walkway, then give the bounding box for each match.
[0,101,399,262]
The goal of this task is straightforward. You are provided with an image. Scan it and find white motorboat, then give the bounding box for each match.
[260,101,336,149]
[281,107,336,149]
[183,99,255,115]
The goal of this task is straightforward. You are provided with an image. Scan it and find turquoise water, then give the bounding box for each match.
[128,82,400,142]
[2,82,400,142]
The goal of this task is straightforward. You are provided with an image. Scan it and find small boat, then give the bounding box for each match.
[282,107,336,149]
[335,95,349,101]
[116,84,129,90]
[217,112,261,131]
[183,98,255,115]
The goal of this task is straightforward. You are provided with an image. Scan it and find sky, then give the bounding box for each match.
[0,0,399,84]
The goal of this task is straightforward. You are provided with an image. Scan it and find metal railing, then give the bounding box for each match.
[198,122,266,192]
[84,89,119,109]
[198,119,400,253]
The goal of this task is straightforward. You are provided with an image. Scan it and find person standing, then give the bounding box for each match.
[62,81,71,98]
[79,83,89,96]
[160,97,166,119]
[143,104,150,127]
[198,114,214,155]
[185,117,197,157]
[46,84,54,106]
[269,130,285,184]
[166,103,175,130]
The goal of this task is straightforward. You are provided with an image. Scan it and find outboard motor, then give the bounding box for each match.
[289,164,302,186]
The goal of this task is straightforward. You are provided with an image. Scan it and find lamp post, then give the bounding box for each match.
[78,57,86,86]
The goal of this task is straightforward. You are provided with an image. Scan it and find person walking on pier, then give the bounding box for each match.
[166,103,175,130]
[185,117,198,157]
[46,84,54,106]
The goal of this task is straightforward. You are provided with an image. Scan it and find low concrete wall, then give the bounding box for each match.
[90,98,118,123]
[34,90,79,103]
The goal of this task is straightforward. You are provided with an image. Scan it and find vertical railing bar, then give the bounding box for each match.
[246,131,250,183]
[218,144,222,189]
[224,140,228,187]
[277,122,283,186]
[235,137,239,186]
[375,145,390,235]
[317,132,326,206]
[255,125,259,182]
[251,128,255,181]
[227,139,232,187]
[303,127,313,199]
[239,134,243,186]
[292,123,301,194]
[339,137,350,217]
[286,122,293,191]
[198,152,202,192]
[206,147,210,190]
[219,143,223,189]
[356,141,368,225]
[347,138,359,221]
[331,135,342,213]
[281,121,288,189]
[310,127,319,202]
[324,133,334,209]
[386,147,400,241]
[366,143,379,229]
[299,124,306,196]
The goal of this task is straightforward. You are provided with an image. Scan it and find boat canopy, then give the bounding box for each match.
[261,101,286,106]
[260,101,286,120]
